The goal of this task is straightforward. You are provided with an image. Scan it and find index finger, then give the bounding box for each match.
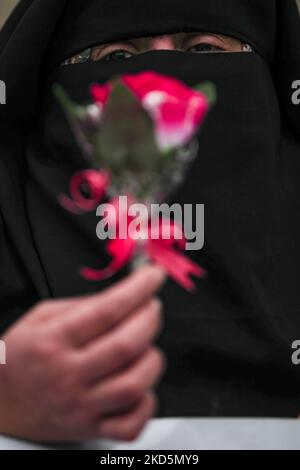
[62,264,166,345]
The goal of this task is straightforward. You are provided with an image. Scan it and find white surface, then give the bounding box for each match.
[1,418,300,450]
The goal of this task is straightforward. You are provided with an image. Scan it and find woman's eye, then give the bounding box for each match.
[102,50,135,62]
[188,43,224,53]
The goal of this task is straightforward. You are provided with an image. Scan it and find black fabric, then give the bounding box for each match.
[0,0,300,418]
[49,0,277,64]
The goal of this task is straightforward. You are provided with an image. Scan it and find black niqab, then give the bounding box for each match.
[0,0,300,417]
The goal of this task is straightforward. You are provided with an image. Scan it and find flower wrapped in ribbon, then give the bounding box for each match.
[55,71,216,291]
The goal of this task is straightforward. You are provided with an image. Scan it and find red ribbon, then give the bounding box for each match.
[59,170,206,291]
[58,169,110,214]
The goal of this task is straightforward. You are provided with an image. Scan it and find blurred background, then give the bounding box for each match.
[1,0,300,29]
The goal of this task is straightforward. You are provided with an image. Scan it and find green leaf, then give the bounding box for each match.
[53,84,100,158]
[93,81,167,197]
[194,81,217,106]
[52,84,86,119]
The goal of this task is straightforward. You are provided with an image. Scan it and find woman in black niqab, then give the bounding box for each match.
[0,0,300,418]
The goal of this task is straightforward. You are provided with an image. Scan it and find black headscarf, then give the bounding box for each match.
[0,0,300,417]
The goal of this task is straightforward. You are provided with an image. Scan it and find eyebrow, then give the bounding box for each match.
[92,39,138,50]
[181,32,229,45]
[95,32,232,48]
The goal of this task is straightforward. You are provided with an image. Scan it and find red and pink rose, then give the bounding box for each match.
[91,71,209,152]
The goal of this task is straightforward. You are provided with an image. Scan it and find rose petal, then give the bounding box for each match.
[123,72,209,150]
[123,71,200,102]
[90,83,112,106]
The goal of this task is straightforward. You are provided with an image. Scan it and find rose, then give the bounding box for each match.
[56,72,214,289]
[55,71,215,198]
[91,71,210,152]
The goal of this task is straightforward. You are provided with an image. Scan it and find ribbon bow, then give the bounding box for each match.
[59,170,206,291]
